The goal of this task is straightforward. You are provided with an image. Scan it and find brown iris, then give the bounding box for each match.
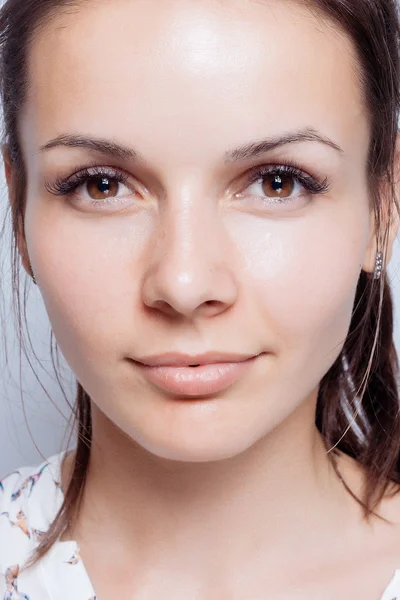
[87,176,119,200]
[262,174,294,198]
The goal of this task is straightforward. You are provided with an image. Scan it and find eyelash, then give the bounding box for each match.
[44,161,330,206]
[241,161,330,198]
[45,165,132,200]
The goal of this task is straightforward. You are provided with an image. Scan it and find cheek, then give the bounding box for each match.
[234,206,369,364]
[25,209,151,371]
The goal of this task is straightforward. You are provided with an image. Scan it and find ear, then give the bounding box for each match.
[362,133,400,274]
[2,143,32,277]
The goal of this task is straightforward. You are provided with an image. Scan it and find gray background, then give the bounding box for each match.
[1,168,400,477]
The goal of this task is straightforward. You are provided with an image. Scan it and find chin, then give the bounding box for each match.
[137,437,256,463]
[119,416,262,463]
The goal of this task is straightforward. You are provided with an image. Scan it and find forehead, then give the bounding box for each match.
[22,0,369,164]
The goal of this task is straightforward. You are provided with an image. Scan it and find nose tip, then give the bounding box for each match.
[144,271,236,319]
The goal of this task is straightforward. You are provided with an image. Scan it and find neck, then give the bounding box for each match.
[63,391,357,582]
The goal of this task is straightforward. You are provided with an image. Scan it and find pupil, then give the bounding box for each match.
[98,177,111,194]
[271,175,283,192]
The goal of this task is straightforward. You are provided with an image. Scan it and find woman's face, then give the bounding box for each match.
[17,0,376,461]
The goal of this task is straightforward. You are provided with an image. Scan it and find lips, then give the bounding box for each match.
[134,351,260,367]
[132,354,262,397]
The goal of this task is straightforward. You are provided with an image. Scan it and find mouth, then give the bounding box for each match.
[131,354,263,397]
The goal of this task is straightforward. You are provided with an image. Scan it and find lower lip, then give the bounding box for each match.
[133,356,260,397]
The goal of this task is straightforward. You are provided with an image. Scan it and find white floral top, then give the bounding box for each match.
[0,452,400,600]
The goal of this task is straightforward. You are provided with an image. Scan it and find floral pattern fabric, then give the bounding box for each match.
[0,451,400,599]
[0,452,96,599]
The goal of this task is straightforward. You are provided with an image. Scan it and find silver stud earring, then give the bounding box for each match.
[373,251,384,280]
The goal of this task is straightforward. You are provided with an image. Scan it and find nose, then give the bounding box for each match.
[141,193,238,320]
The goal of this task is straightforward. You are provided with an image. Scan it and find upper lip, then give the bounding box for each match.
[134,352,261,367]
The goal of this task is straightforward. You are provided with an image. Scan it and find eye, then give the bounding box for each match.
[234,163,330,211]
[45,166,140,212]
[82,175,131,202]
[247,172,298,199]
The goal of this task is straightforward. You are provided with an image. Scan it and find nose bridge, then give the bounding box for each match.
[170,191,215,262]
[141,184,238,317]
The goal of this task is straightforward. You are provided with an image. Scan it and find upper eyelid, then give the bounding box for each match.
[246,162,320,179]
[70,165,131,182]
[57,164,133,183]
[56,160,313,179]
[245,165,304,182]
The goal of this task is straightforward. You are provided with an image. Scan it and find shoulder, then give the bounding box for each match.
[0,452,66,571]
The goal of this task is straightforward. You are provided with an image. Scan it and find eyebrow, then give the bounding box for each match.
[39,127,344,163]
[39,134,138,160]
[224,127,344,162]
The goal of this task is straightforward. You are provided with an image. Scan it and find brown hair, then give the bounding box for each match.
[0,0,399,571]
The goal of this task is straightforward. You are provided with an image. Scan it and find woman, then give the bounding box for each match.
[1,0,400,597]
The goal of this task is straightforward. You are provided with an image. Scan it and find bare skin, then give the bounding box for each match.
[5,0,400,598]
